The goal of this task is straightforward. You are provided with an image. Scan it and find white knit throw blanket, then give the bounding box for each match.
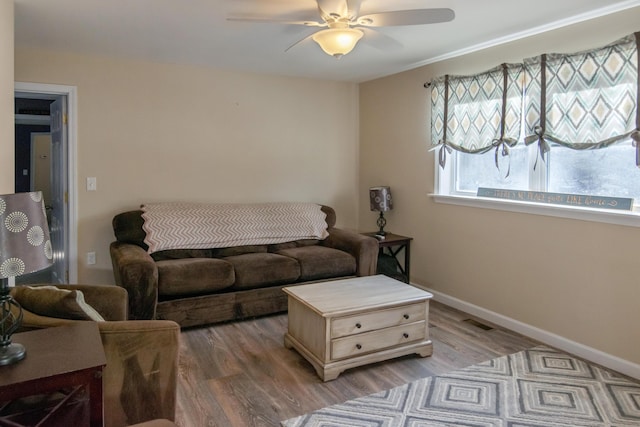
[141,202,329,253]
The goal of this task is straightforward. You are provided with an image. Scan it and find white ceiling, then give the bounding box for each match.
[13,0,640,83]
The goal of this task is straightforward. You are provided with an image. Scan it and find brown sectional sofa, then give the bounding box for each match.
[110,205,378,327]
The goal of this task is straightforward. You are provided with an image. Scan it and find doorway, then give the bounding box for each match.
[14,82,78,284]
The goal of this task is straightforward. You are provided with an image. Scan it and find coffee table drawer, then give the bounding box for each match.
[331,302,426,338]
[331,320,426,360]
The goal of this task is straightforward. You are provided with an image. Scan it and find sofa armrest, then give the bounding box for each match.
[323,228,378,276]
[98,320,180,426]
[110,241,159,320]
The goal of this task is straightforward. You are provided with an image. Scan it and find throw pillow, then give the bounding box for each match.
[12,286,105,322]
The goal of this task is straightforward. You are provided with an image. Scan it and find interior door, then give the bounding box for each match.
[49,98,68,283]
[30,133,52,206]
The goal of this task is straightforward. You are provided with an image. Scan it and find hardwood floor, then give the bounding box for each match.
[175,300,540,427]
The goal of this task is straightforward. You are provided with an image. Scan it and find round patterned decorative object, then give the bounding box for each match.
[0,191,53,279]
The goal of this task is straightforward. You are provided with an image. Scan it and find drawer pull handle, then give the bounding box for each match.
[355,323,362,329]
[356,344,362,350]
[403,314,410,319]
[403,333,409,339]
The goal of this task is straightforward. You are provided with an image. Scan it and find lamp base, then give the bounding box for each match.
[376,211,388,236]
[0,342,26,366]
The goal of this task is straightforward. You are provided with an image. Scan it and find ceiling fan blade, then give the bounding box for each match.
[227,16,325,27]
[357,8,455,26]
[284,32,317,53]
[345,0,363,20]
[316,0,350,21]
[315,0,362,21]
[358,27,403,51]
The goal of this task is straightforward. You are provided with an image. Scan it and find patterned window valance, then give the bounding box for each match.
[430,63,524,168]
[430,31,640,168]
[524,33,640,164]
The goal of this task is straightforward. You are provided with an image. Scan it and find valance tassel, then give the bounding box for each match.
[525,126,550,170]
[632,130,640,167]
[440,144,452,169]
[493,138,516,178]
[429,140,452,169]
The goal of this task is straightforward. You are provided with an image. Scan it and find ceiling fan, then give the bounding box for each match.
[227,0,455,58]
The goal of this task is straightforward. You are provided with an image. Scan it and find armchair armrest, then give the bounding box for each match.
[8,286,180,427]
[98,320,180,426]
[55,284,128,321]
[11,283,128,326]
[17,310,78,330]
[323,228,378,276]
[110,241,159,320]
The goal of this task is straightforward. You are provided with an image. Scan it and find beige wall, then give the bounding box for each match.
[0,0,13,192]
[15,49,360,284]
[12,3,639,367]
[360,9,640,365]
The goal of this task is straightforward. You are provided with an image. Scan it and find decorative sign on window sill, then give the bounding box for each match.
[477,188,633,211]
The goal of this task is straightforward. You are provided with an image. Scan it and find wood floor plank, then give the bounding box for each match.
[175,300,539,426]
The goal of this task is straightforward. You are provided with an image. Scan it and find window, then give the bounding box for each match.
[548,141,640,200]
[431,32,640,214]
[453,145,531,194]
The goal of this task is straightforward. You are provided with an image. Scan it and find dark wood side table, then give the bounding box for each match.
[0,322,106,427]
[362,232,413,283]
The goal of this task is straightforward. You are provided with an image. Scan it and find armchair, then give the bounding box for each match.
[9,284,180,427]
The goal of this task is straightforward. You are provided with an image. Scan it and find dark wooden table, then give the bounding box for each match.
[362,232,413,283]
[0,322,106,427]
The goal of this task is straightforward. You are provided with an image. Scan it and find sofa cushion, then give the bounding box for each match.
[152,248,213,261]
[321,205,336,228]
[276,246,356,281]
[225,253,300,290]
[295,239,322,247]
[12,285,105,321]
[268,239,320,252]
[112,210,148,248]
[211,245,268,258]
[267,241,297,252]
[157,258,235,296]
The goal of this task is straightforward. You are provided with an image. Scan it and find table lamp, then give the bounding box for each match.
[0,191,52,365]
[369,186,393,237]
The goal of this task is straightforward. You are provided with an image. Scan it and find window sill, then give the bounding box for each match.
[431,194,640,228]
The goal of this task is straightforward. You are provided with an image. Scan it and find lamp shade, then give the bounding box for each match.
[0,192,52,279]
[311,28,364,58]
[369,186,393,212]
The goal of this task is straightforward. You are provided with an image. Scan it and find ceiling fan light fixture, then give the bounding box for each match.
[311,28,363,58]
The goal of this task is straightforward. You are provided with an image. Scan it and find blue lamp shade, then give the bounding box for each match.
[0,191,53,278]
[369,186,393,212]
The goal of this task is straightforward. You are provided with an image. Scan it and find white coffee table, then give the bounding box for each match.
[283,275,433,381]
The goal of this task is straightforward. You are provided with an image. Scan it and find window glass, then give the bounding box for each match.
[548,141,640,201]
[455,145,529,194]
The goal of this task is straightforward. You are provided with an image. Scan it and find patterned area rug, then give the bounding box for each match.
[281,346,640,426]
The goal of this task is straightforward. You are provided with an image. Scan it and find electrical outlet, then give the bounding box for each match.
[87,252,96,265]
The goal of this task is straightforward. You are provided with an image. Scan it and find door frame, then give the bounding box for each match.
[15,82,78,283]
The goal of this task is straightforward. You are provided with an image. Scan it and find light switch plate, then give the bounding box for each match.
[87,177,97,191]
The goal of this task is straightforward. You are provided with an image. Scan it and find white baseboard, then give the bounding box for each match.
[418,285,640,380]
